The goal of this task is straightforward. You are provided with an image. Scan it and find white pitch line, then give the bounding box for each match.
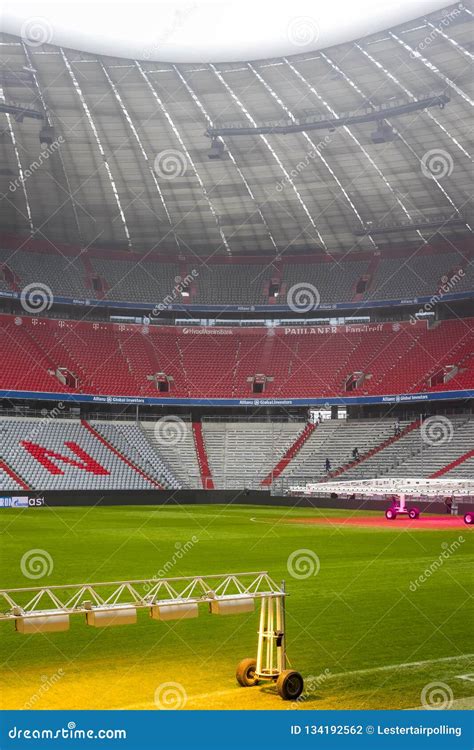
[120,654,474,709]
[326,653,474,680]
[250,516,290,525]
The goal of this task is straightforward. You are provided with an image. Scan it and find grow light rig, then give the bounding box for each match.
[0,571,304,700]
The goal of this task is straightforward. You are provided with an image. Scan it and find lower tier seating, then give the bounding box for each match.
[0,418,179,491]
[0,416,471,491]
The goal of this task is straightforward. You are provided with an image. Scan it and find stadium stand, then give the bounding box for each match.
[1,315,472,399]
[86,420,180,489]
[261,422,317,485]
[0,248,90,298]
[1,415,472,491]
[365,254,469,300]
[275,419,410,483]
[283,259,370,303]
[391,417,474,479]
[140,421,202,489]
[0,418,179,490]
[89,258,179,302]
[0,244,471,306]
[202,421,304,489]
[192,422,214,489]
[340,416,474,480]
[192,264,269,305]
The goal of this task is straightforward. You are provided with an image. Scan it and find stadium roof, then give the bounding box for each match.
[0,2,472,258]
[3,0,450,63]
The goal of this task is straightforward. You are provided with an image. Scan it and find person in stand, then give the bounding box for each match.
[352,447,359,461]
[318,412,322,423]
[325,457,331,473]
[395,417,401,436]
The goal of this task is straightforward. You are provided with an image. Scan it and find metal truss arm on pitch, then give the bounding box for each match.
[0,571,284,620]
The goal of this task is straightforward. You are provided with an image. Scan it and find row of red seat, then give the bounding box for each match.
[1,315,472,398]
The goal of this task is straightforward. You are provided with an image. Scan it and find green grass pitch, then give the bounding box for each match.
[0,504,472,710]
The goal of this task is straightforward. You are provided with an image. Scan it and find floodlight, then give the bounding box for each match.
[150,601,198,621]
[16,613,70,634]
[86,605,137,627]
[210,595,254,615]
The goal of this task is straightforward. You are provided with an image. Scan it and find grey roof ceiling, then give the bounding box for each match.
[0,2,472,258]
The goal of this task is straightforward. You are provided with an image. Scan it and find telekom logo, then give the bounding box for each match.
[21,441,110,475]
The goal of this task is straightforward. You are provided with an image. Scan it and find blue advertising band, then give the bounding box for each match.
[0,710,471,749]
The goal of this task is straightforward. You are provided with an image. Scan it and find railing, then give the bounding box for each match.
[0,408,193,423]
[201,415,304,423]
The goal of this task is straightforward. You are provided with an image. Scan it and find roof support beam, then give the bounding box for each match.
[136,62,233,255]
[100,61,181,253]
[21,42,84,245]
[61,48,133,249]
[173,65,279,255]
[206,93,449,137]
[209,63,327,250]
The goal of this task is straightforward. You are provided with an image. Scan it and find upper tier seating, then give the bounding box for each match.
[90,258,179,302]
[366,253,470,300]
[284,259,369,303]
[192,264,269,305]
[0,248,90,298]
[1,245,471,306]
[1,315,473,399]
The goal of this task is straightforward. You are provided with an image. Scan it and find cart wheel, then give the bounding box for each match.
[277,670,304,700]
[385,508,397,520]
[408,509,417,519]
[464,513,473,525]
[413,507,420,518]
[236,658,258,687]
